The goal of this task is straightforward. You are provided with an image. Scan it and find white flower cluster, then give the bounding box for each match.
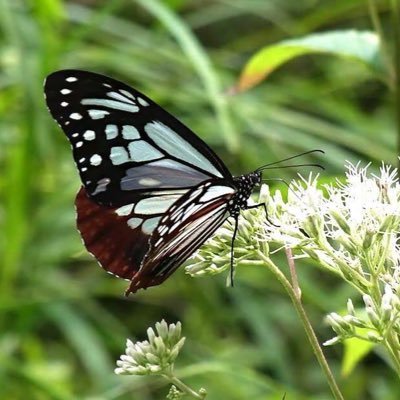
[187,162,400,347]
[264,163,400,346]
[115,320,185,376]
[324,289,400,346]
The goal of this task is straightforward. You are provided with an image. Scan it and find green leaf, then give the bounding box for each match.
[237,30,382,91]
[342,335,375,376]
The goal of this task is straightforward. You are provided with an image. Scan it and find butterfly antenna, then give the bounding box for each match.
[259,163,325,171]
[256,149,324,172]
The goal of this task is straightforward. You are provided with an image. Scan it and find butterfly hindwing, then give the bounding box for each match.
[126,181,235,294]
[44,70,232,207]
[75,186,193,279]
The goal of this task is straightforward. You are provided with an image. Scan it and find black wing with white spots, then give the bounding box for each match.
[44,70,232,207]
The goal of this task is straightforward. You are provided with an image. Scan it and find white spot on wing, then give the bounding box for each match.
[76,141,83,148]
[72,133,79,137]
[138,178,160,186]
[61,89,71,95]
[70,113,82,120]
[90,154,102,166]
[66,77,77,82]
[88,109,109,119]
[83,130,96,141]
[61,102,68,107]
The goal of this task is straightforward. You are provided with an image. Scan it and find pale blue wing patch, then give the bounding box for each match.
[128,140,163,162]
[106,91,135,104]
[122,125,140,140]
[81,98,139,113]
[134,194,181,215]
[110,146,130,165]
[142,217,162,234]
[88,109,109,119]
[145,121,223,178]
[105,124,118,140]
[127,217,142,229]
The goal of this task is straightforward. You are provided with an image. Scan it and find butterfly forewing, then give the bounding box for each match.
[126,181,235,294]
[44,70,232,207]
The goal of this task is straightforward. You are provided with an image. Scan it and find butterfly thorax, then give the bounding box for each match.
[230,171,261,217]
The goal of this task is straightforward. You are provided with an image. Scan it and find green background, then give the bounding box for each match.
[0,0,398,399]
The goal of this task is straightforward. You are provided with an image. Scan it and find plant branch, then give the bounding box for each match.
[257,250,344,400]
[163,374,206,399]
[285,247,301,299]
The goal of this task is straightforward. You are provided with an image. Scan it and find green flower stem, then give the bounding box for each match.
[367,273,400,377]
[384,332,400,377]
[163,373,206,399]
[285,248,301,299]
[257,250,344,400]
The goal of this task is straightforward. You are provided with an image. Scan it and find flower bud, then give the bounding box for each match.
[366,331,383,343]
[115,320,185,376]
[323,336,342,346]
[362,230,374,249]
[331,211,351,235]
[347,299,355,315]
[366,306,381,328]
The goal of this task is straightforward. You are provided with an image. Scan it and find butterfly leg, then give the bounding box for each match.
[246,202,278,227]
[229,216,239,287]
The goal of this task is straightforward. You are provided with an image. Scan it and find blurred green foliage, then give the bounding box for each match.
[0,0,399,398]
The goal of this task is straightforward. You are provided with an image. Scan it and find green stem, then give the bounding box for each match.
[163,373,206,399]
[257,250,344,400]
[384,332,400,378]
[285,248,301,299]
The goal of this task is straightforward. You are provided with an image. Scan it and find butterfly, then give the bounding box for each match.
[44,69,320,295]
